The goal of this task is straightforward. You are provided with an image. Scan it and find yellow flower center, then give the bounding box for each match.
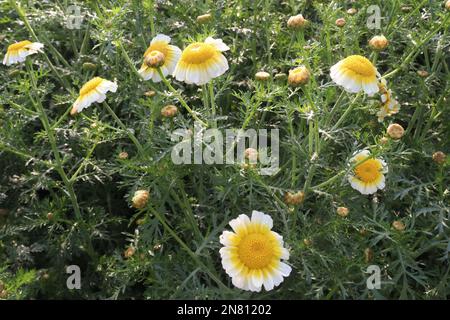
[181,42,216,64]
[354,159,382,183]
[80,77,103,96]
[238,232,275,269]
[8,40,32,52]
[144,41,169,58]
[342,55,376,77]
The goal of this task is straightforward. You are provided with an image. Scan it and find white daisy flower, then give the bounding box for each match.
[219,210,291,292]
[3,40,44,66]
[348,150,388,195]
[71,77,118,115]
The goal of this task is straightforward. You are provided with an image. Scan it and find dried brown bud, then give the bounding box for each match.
[364,248,374,263]
[337,206,349,217]
[417,70,429,78]
[287,14,308,29]
[132,190,150,209]
[288,66,310,86]
[392,220,406,231]
[196,13,212,24]
[255,71,270,81]
[335,18,346,27]
[124,246,136,259]
[161,105,178,118]
[47,212,54,220]
[432,151,446,165]
[284,191,305,205]
[369,35,389,50]
[118,151,129,160]
[387,123,405,140]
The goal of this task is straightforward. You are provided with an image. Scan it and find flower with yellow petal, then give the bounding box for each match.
[3,40,44,66]
[330,55,380,96]
[138,34,181,82]
[348,150,388,195]
[71,77,118,115]
[377,79,400,122]
[173,37,229,85]
[219,211,291,292]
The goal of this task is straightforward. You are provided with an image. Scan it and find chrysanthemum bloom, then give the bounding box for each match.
[348,150,388,195]
[219,211,291,292]
[432,151,446,165]
[2,40,44,66]
[369,35,389,50]
[255,71,270,81]
[336,206,349,217]
[287,14,308,29]
[377,80,400,122]
[70,77,118,115]
[132,190,149,209]
[335,18,346,27]
[196,13,212,24]
[161,104,178,117]
[330,55,379,96]
[392,220,405,231]
[386,123,405,139]
[284,191,305,205]
[288,66,310,86]
[173,37,229,85]
[138,34,181,82]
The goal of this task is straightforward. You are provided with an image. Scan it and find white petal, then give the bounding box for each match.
[205,37,230,52]
[151,34,171,44]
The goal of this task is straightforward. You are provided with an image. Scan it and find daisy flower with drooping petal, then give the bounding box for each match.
[3,40,44,66]
[173,37,229,85]
[348,150,388,195]
[376,79,400,122]
[71,77,118,115]
[330,55,380,96]
[138,34,181,82]
[219,210,291,292]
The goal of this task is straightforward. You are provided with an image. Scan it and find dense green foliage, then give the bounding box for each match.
[0,0,449,299]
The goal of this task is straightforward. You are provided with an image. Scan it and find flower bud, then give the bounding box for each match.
[244,148,258,162]
[335,18,346,27]
[144,90,156,97]
[82,62,97,71]
[118,151,129,160]
[446,0,450,10]
[379,137,389,145]
[369,35,389,50]
[0,289,7,299]
[124,246,136,259]
[144,50,165,68]
[364,248,373,263]
[387,123,405,140]
[255,71,270,81]
[347,8,358,15]
[274,73,287,80]
[161,104,178,118]
[288,66,310,86]
[337,206,349,217]
[417,70,429,78]
[132,190,150,209]
[432,151,446,165]
[392,220,405,231]
[303,238,312,246]
[287,14,308,29]
[196,13,212,24]
[284,191,305,205]
[47,212,54,220]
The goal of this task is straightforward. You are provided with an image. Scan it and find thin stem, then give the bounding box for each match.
[208,81,216,128]
[103,102,146,156]
[157,68,208,127]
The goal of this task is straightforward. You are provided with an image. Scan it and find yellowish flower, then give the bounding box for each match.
[377,79,400,122]
[132,190,150,209]
[287,14,308,29]
[161,104,178,117]
[330,55,379,96]
[71,77,118,115]
[196,13,212,24]
[219,211,291,292]
[3,40,44,66]
[348,150,388,195]
[288,66,310,86]
[138,34,181,82]
[173,37,229,85]
[369,35,389,50]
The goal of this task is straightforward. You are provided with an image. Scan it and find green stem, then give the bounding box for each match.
[208,81,216,127]
[103,102,146,156]
[157,68,208,127]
